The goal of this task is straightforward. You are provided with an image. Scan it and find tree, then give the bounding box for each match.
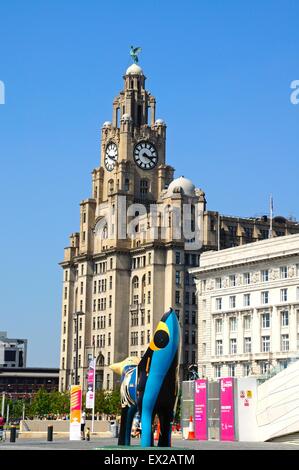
[30,388,52,416]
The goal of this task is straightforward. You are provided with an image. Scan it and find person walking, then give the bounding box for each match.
[80,410,86,440]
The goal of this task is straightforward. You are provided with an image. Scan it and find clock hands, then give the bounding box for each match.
[141,152,156,162]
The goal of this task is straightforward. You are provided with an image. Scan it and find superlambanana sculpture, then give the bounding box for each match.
[110,308,181,447]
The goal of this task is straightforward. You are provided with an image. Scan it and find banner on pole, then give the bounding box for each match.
[86,358,96,409]
[70,385,82,440]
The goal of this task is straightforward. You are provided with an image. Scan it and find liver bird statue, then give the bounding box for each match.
[130,46,142,64]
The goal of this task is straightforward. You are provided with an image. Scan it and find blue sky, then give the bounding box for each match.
[0,0,298,367]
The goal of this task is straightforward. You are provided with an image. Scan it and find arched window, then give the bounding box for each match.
[108,179,114,193]
[132,276,139,289]
[140,179,149,195]
[97,353,105,367]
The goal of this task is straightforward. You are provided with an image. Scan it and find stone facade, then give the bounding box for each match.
[59,62,299,392]
[190,234,299,380]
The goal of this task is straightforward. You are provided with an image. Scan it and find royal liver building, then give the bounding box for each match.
[59,60,206,391]
[59,59,299,392]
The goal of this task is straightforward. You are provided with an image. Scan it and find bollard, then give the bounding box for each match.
[10,426,16,443]
[47,425,53,442]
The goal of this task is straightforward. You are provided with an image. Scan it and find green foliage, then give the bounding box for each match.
[94,389,121,416]
[4,387,121,419]
[24,389,70,417]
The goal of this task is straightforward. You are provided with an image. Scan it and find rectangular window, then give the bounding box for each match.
[191,331,196,345]
[281,310,289,327]
[262,312,270,328]
[280,266,288,279]
[243,272,251,285]
[215,278,222,289]
[148,271,151,285]
[261,270,269,282]
[244,337,251,353]
[229,296,236,309]
[229,275,236,287]
[175,291,180,304]
[262,335,271,352]
[261,291,269,305]
[215,318,222,333]
[214,365,222,378]
[229,317,237,332]
[147,291,151,304]
[281,334,289,352]
[184,330,189,345]
[244,294,250,307]
[230,338,237,354]
[202,343,206,355]
[216,298,222,310]
[244,315,251,330]
[280,288,288,302]
[175,252,181,264]
[216,340,223,355]
[191,311,196,325]
[228,364,236,377]
[243,363,251,376]
[175,271,181,286]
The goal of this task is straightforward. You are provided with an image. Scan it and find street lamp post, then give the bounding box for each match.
[74,311,85,385]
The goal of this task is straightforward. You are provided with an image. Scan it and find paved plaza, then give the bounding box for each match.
[0,437,298,450]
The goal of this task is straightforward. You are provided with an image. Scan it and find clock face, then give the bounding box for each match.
[105,142,118,171]
[134,141,158,170]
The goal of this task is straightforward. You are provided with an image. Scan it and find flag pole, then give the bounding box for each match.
[92,357,96,433]
[269,194,273,238]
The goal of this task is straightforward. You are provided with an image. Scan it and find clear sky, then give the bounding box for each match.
[0,0,298,367]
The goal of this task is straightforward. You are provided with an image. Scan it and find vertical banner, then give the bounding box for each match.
[194,379,208,440]
[86,358,96,409]
[220,377,235,441]
[70,385,82,440]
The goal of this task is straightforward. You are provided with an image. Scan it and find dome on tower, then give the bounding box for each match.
[126,63,143,75]
[155,118,166,126]
[166,176,195,197]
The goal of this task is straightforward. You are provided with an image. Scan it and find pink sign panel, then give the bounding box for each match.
[220,377,235,441]
[194,379,208,440]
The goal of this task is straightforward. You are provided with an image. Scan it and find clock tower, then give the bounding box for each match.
[93,62,174,208]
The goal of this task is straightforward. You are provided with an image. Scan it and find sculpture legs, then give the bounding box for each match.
[118,405,137,446]
[157,410,172,447]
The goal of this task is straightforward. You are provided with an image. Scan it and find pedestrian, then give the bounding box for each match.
[81,410,86,440]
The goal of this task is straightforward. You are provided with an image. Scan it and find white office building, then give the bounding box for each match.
[190,234,299,379]
[0,332,27,368]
